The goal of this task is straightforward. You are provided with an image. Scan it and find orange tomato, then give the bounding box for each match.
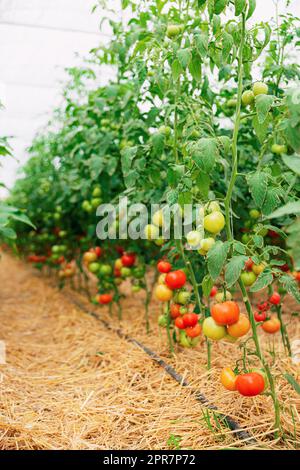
[211,301,240,326]
[261,316,280,333]
[154,284,173,302]
[221,367,237,391]
[227,314,250,338]
[185,323,201,338]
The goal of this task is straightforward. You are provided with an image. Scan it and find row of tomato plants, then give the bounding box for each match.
[5,0,300,437]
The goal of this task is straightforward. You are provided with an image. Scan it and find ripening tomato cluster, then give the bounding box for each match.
[254,292,281,334]
[240,257,266,287]
[203,300,250,342]
[221,367,266,397]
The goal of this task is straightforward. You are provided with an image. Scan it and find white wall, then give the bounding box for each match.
[0,0,299,197]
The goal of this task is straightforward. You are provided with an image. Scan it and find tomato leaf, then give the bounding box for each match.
[177,49,192,69]
[225,255,248,287]
[202,274,214,297]
[214,0,229,15]
[171,59,182,81]
[250,270,273,292]
[207,241,230,281]
[247,0,256,19]
[247,171,268,208]
[267,201,300,219]
[190,138,218,173]
[194,32,209,60]
[221,31,234,62]
[278,274,300,303]
[234,0,246,16]
[282,155,300,175]
[255,94,275,124]
[253,114,270,144]
[284,373,300,395]
[189,55,202,82]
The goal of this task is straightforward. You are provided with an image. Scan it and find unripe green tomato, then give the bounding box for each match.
[52,245,61,254]
[215,290,232,302]
[240,271,257,286]
[249,209,260,219]
[242,90,255,106]
[271,143,287,155]
[199,237,216,252]
[244,219,252,228]
[155,237,165,246]
[174,290,190,305]
[227,98,237,108]
[82,200,92,213]
[223,334,238,343]
[132,268,145,279]
[53,212,61,221]
[179,331,192,348]
[206,201,221,213]
[186,230,202,247]
[58,230,67,238]
[158,125,171,137]
[99,264,113,276]
[190,129,200,139]
[203,317,226,340]
[115,278,122,285]
[204,211,225,234]
[252,81,268,96]
[132,285,141,293]
[158,315,168,327]
[166,24,181,38]
[91,197,102,209]
[241,233,250,244]
[92,187,102,198]
[144,224,160,240]
[121,267,131,278]
[88,262,100,274]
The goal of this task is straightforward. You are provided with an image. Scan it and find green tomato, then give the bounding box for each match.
[82,200,92,213]
[58,230,67,238]
[199,237,215,253]
[155,237,165,246]
[241,233,250,244]
[158,315,168,328]
[252,81,268,96]
[249,209,260,219]
[240,271,257,286]
[99,264,113,276]
[132,267,145,279]
[179,331,192,348]
[174,290,190,305]
[88,262,100,274]
[203,317,226,341]
[91,198,102,209]
[158,125,171,137]
[121,267,131,278]
[52,245,61,254]
[227,98,237,108]
[53,212,61,221]
[166,24,182,38]
[186,230,202,247]
[242,90,255,106]
[144,224,159,240]
[271,143,287,155]
[92,187,102,197]
[132,285,141,293]
[204,211,225,234]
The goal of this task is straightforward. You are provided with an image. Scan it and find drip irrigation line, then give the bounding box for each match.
[66,294,257,446]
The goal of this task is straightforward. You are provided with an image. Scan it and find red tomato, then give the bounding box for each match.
[93,246,102,257]
[185,323,201,338]
[257,301,269,311]
[268,230,279,238]
[175,316,185,329]
[210,285,218,297]
[227,314,250,338]
[170,303,181,319]
[293,271,300,281]
[211,301,240,326]
[269,292,281,305]
[116,245,125,255]
[114,268,121,277]
[121,253,136,267]
[165,270,187,290]
[244,258,254,271]
[236,372,265,397]
[279,263,289,272]
[254,311,267,322]
[182,313,198,328]
[98,294,113,305]
[157,260,172,273]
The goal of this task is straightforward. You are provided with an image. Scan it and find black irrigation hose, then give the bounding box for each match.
[67,294,257,446]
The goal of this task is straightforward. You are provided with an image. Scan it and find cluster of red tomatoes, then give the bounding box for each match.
[155,261,201,347]
[221,368,266,397]
[254,292,281,334]
[58,261,76,279]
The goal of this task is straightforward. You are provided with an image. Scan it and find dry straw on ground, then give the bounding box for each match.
[0,253,299,450]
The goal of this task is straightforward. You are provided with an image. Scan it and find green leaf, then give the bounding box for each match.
[233,241,246,255]
[253,114,270,144]
[196,172,210,198]
[262,188,280,216]
[255,94,275,124]
[189,55,202,82]
[234,0,246,16]
[225,255,248,287]
[247,0,256,19]
[207,241,230,281]
[214,0,229,15]
[194,32,209,60]
[171,59,182,81]
[177,49,192,69]
[279,275,300,303]
[151,132,165,156]
[250,270,273,292]
[221,31,233,62]
[202,274,214,297]
[190,138,218,173]
[284,374,300,395]
[282,155,300,175]
[267,201,300,219]
[247,171,268,208]
[0,226,17,240]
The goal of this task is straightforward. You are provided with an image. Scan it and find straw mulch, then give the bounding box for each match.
[0,253,299,450]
